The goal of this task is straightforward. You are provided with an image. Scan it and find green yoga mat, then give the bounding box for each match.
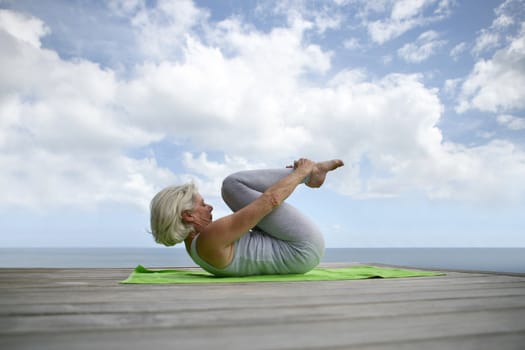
[121,264,444,284]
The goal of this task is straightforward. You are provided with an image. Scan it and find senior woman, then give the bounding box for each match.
[150,158,344,276]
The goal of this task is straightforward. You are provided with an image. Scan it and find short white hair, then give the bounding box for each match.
[149,183,198,246]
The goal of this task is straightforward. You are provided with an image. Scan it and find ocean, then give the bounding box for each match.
[0,247,524,273]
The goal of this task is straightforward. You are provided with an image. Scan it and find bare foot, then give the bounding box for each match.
[306,159,344,188]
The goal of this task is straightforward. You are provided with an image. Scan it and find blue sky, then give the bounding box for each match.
[0,0,524,248]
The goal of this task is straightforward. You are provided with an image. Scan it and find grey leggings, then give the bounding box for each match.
[221,169,325,254]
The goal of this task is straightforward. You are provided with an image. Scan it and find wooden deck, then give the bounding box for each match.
[1,264,524,350]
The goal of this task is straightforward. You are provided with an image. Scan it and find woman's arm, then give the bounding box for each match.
[196,159,314,263]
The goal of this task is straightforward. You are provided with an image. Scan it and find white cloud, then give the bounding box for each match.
[365,0,453,44]
[391,0,429,20]
[420,140,525,202]
[0,6,331,210]
[312,11,342,33]
[357,139,525,203]
[0,9,167,210]
[457,23,525,113]
[2,2,525,214]
[110,0,209,60]
[108,0,144,16]
[493,13,514,29]
[181,152,267,195]
[477,131,496,139]
[497,114,525,130]
[434,0,454,16]
[472,0,522,56]
[382,54,393,64]
[494,0,523,26]
[450,42,467,60]
[367,17,414,44]
[443,78,461,96]
[472,31,500,56]
[343,37,360,50]
[0,149,175,211]
[0,9,49,48]
[398,30,446,63]
[258,0,343,34]
[298,72,446,197]
[119,17,331,159]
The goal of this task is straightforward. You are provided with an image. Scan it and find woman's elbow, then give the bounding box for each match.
[262,192,281,209]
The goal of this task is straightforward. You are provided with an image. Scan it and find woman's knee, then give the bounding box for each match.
[221,172,249,211]
[221,173,240,200]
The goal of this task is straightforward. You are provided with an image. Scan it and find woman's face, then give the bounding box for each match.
[190,193,213,229]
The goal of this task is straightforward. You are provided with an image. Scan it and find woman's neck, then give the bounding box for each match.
[184,232,196,254]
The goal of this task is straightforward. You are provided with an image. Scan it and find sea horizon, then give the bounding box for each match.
[1,247,524,273]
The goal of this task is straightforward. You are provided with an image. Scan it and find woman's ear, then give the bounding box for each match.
[181,210,193,223]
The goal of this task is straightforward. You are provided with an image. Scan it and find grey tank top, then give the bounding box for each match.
[189,230,322,277]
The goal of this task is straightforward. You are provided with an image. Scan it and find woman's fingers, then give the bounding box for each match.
[294,158,315,172]
[286,158,315,170]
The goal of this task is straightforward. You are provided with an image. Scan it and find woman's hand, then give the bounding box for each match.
[292,158,315,176]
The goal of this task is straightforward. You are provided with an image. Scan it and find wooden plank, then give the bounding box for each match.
[1,266,524,350]
[2,279,524,308]
[1,310,524,350]
[3,297,525,334]
[3,292,525,317]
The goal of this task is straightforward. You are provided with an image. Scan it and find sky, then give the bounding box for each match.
[0,0,524,248]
